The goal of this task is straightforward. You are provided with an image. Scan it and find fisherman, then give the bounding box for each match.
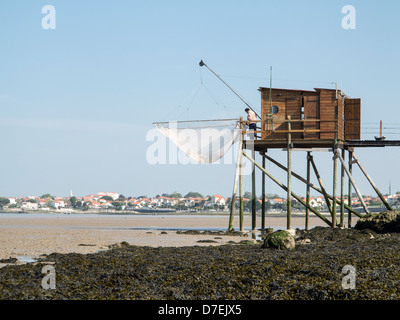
[245,108,257,139]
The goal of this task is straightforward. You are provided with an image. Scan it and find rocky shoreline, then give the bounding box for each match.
[1,219,400,299]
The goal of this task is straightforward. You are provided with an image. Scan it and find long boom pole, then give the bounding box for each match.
[199,60,261,119]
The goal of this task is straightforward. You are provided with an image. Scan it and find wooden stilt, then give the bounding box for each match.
[348,149,353,227]
[239,143,244,232]
[260,152,364,217]
[261,152,266,230]
[336,150,370,214]
[310,155,332,215]
[251,147,256,231]
[306,151,311,230]
[332,146,338,228]
[352,153,392,211]
[243,151,332,227]
[340,148,345,227]
[287,116,292,230]
[228,135,243,231]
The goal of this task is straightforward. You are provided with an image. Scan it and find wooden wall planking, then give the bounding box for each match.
[318,89,338,140]
[303,96,320,139]
[344,98,361,140]
[259,87,358,142]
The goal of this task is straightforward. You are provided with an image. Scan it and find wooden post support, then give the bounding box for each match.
[228,127,243,231]
[310,155,332,215]
[306,151,311,230]
[352,153,392,211]
[348,149,353,227]
[239,118,244,231]
[251,146,256,231]
[239,138,244,232]
[261,152,266,230]
[340,148,345,227]
[332,147,338,228]
[287,116,292,230]
[336,150,370,214]
[261,152,364,218]
[243,151,332,227]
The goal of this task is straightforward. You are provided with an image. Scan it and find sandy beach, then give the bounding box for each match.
[0,212,342,264]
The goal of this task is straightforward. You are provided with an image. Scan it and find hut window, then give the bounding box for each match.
[271,105,279,114]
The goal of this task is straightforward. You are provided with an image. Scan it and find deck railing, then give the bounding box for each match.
[239,116,339,140]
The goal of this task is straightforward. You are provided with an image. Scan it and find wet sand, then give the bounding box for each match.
[0,213,338,263]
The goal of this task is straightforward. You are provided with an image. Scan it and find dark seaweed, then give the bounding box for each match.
[1,227,400,300]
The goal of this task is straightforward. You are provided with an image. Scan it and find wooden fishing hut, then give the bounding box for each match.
[229,86,400,233]
[259,87,360,143]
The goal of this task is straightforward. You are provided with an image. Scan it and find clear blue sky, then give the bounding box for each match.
[1,1,400,198]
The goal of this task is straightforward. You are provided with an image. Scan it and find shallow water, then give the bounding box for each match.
[16,256,36,263]
[0,212,304,233]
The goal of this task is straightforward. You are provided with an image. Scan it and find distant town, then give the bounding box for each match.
[0,191,399,214]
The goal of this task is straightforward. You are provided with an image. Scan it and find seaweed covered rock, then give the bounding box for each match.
[0,257,18,263]
[296,226,379,246]
[262,230,295,250]
[355,210,400,233]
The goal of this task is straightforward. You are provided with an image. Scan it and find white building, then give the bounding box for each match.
[388,195,400,204]
[6,197,16,205]
[21,202,38,210]
[51,200,66,209]
[185,198,195,207]
[98,192,119,200]
[212,195,226,206]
